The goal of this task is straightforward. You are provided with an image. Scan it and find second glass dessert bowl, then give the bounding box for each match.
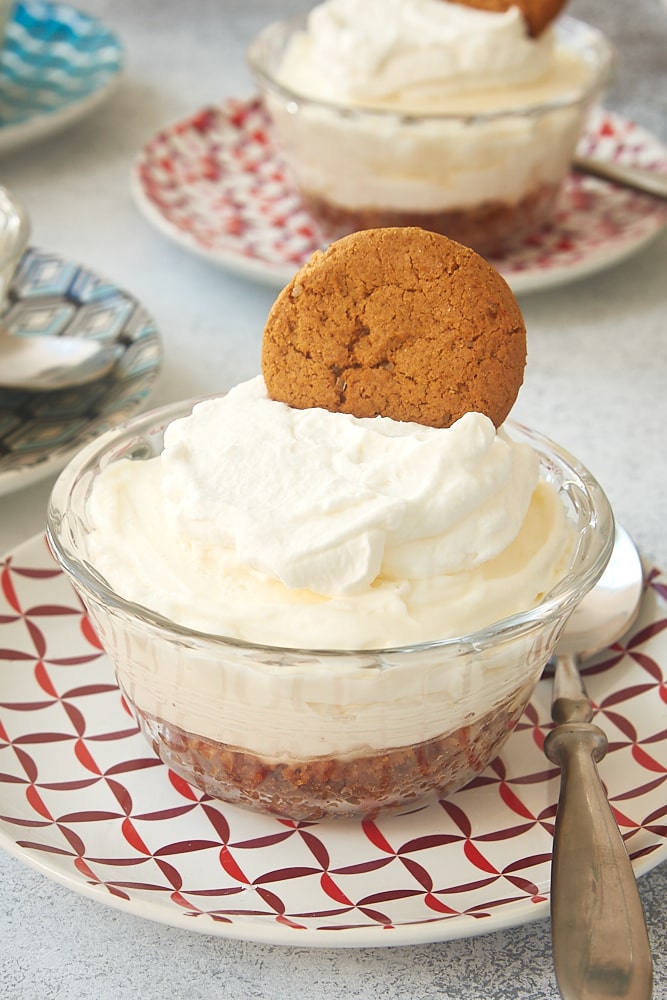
[47,400,614,822]
[248,15,614,257]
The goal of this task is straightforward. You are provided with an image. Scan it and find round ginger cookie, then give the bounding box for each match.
[446,0,567,36]
[261,228,526,430]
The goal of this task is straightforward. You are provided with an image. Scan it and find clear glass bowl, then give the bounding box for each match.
[247,15,614,256]
[47,400,614,821]
[0,186,29,308]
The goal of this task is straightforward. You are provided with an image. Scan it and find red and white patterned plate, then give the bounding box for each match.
[1,533,667,947]
[132,100,667,294]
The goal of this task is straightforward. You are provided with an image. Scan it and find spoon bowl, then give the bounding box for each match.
[0,186,122,392]
[0,329,123,391]
[554,522,644,660]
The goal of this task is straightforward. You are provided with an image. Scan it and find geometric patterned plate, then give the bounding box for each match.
[0,0,123,154]
[0,249,161,496]
[1,534,666,948]
[132,101,667,295]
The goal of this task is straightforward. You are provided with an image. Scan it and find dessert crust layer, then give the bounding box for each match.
[136,689,527,821]
[301,184,559,260]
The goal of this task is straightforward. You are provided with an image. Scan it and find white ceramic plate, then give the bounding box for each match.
[0,0,123,155]
[1,533,666,947]
[132,101,667,294]
[0,248,161,496]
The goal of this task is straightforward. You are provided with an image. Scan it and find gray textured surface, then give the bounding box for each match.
[1,1,667,997]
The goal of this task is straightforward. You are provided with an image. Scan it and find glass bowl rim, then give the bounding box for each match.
[0,185,30,269]
[46,395,615,661]
[246,14,615,126]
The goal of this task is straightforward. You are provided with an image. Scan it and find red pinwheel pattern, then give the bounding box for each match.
[133,101,667,292]
[1,534,667,947]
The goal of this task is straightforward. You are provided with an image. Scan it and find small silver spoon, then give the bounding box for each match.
[0,330,123,391]
[0,189,122,392]
[545,524,652,1000]
[573,156,667,202]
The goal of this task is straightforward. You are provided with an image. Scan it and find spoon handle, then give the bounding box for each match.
[544,722,653,1000]
[573,156,667,201]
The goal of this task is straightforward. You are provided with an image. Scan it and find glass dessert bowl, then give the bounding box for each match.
[0,186,29,308]
[47,399,614,822]
[248,13,614,257]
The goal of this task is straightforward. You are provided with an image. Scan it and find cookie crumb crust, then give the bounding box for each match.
[136,687,528,821]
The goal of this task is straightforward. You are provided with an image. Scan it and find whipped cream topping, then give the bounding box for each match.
[86,376,574,650]
[275,0,577,111]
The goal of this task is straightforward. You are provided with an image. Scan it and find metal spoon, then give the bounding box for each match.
[573,156,667,202]
[544,524,652,1000]
[0,188,122,392]
[0,330,123,391]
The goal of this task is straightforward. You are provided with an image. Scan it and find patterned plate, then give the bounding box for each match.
[1,533,666,947]
[0,0,123,154]
[132,101,667,294]
[0,248,161,496]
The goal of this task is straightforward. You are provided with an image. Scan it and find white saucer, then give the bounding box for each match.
[132,101,667,294]
[0,1,124,155]
[0,248,161,496]
[0,533,666,947]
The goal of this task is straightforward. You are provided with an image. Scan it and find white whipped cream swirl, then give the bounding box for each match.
[86,377,573,649]
[277,0,555,106]
[160,377,537,595]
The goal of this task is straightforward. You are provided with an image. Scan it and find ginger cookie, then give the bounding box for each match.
[446,0,567,37]
[261,228,526,429]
